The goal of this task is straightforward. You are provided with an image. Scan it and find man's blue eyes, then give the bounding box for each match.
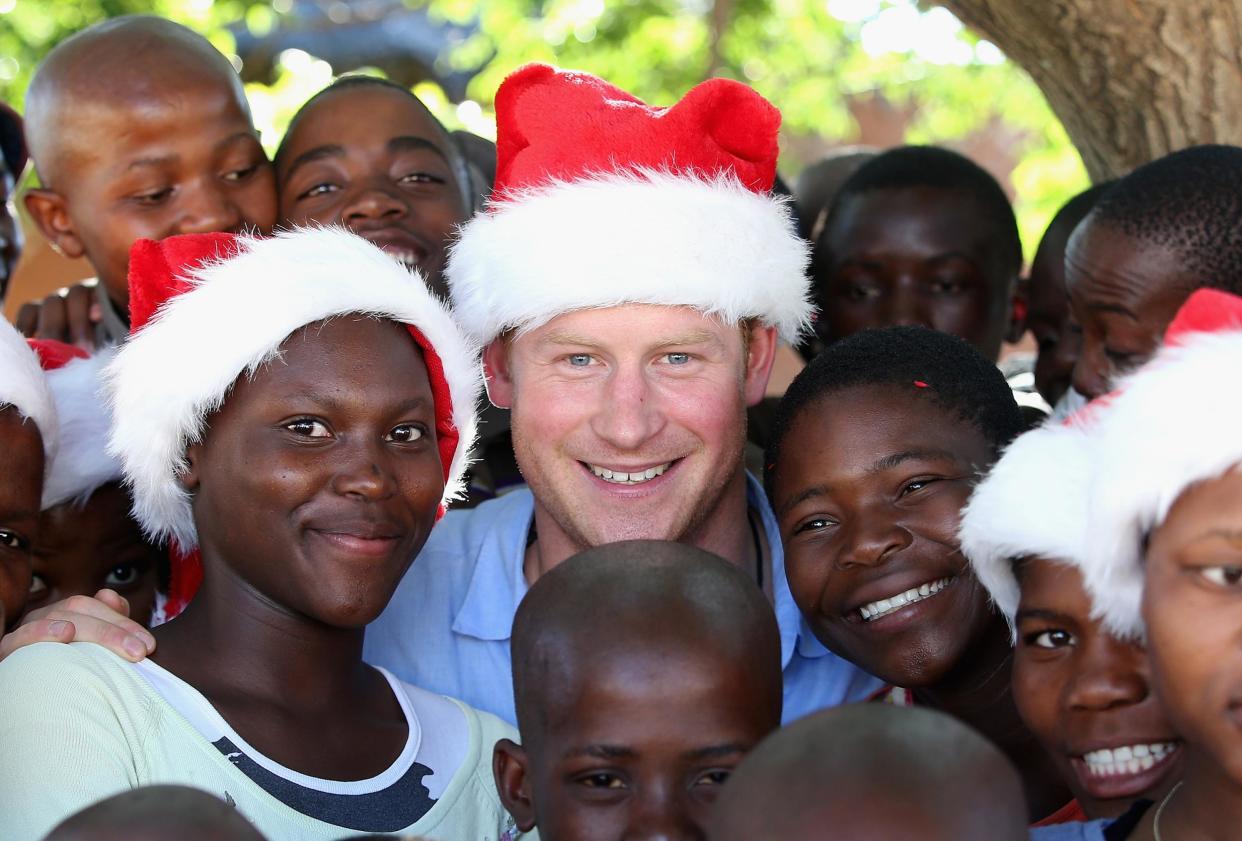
[566,353,690,366]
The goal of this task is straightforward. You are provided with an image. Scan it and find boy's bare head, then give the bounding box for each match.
[44,785,266,841]
[26,16,246,189]
[23,16,276,311]
[497,540,782,841]
[709,705,1028,841]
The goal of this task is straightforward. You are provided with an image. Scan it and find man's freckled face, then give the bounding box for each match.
[1143,469,1242,787]
[277,86,468,299]
[1012,559,1182,819]
[1066,221,1198,399]
[817,187,1013,362]
[529,645,777,841]
[0,409,43,632]
[502,305,754,552]
[773,385,995,686]
[27,483,162,627]
[55,79,276,310]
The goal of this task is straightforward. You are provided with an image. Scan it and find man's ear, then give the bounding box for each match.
[23,189,86,259]
[493,738,537,832]
[178,443,203,493]
[482,338,514,409]
[1006,279,1029,344]
[743,324,779,408]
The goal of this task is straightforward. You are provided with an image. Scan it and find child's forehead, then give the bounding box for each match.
[285,85,450,151]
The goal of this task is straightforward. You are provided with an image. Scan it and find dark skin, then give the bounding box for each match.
[495,639,780,841]
[1128,469,1242,841]
[1065,219,1197,400]
[772,385,1069,821]
[0,408,42,632]
[20,65,276,347]
[148,316,444,780]
[25,483,162,627]
[815,187,1020,362]
[277,85,468,299]
[1026,220,1081,407]
[1012,558,1183,820]
[44,784,265,841]
[0,161,23,302]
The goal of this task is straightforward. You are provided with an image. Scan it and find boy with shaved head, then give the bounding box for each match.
[709,705,1028,841]
[18,15,276,347]
[494,539,783,841]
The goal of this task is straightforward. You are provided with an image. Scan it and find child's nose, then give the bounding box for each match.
[343,186,407,224]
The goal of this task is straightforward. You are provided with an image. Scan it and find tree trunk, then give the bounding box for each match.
[938,0,1242,181]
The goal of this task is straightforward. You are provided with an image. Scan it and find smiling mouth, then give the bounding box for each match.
[1080,742,1179,777]
[381,247,426,270]
[585,461,673,485]
[857,577,955,622]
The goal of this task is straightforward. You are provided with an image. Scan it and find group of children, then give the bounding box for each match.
[2,11,1242,841]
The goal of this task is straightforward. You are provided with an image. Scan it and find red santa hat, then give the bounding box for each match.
[40,348,123,510]
[1080,288,1242,639]
[105,227,482,615]
[446,64,812,346]
[0,319,58,462]
[959,418,1095,642]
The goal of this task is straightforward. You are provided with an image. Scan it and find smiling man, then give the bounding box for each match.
[360,63,879,723]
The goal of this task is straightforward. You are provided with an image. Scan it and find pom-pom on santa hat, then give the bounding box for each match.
[446,63,812,346]
[106,226,482,558]
[1081,288,1242,639]
[41,348,123,510]
[0,318,57,462]
[959,419,1095,642]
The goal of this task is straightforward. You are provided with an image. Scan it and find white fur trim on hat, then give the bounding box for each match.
[1083,329,1242,640]
[0,318,56,462]
[106,226,482,551]
[959,421,1094,642]
[42,349,121,509]
[446,169,813,345]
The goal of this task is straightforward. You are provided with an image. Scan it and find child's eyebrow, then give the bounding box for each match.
[568,745,637,760]
[868,448,962,474]
[280,144,345,184]
[388,136,450,163]
[682,743,751,761]
[1014,607,1076,625]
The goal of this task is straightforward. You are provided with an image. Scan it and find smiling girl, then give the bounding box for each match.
[0,228,523,841]
[765,325,1073,824]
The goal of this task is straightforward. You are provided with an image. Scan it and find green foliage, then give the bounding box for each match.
[0,0,1089,257]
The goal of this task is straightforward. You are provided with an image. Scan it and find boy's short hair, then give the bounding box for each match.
[510,539,782,737]
[708,705,1026,841]
[1085,144,1242,293]
[766,326,1025,493]
[818,144,1022,280]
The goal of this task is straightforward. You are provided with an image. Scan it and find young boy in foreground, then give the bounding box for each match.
[494,539,783,840]
[18,15,277,348]
[709,704,1028,841]
[961,420,1183,836]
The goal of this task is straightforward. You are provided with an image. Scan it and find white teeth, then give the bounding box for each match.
[588,462,671,485]
[858,578,953,621]
[1081,743,1178,777]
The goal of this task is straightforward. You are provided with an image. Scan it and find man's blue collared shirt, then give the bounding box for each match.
[364,474,881,725]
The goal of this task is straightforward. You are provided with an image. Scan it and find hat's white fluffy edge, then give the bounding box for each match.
[42,349,122,509]
[106,226,483,551]
[1083,329,1242,640]
[959,421,1095,643]
[0,317,56,462]
[446,169,814,346]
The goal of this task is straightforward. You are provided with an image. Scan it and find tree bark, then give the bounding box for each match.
[938,0,1242,181]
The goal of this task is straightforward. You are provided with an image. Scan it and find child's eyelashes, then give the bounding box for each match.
[130,187,174,206]
[399,171,446,187]
[574,771,625,790]
[284,418,331,438]
[385,423,427,444]
[692,768,732,787]
[221,163,261,183]
[1022,628,1075,650]
[794,516,838,535]
[297,182,339,201]
[0,528,30,552]
[1198,565,1242,588]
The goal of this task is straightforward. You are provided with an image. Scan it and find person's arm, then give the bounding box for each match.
[0,643,143,841]
[0,589,155,662]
